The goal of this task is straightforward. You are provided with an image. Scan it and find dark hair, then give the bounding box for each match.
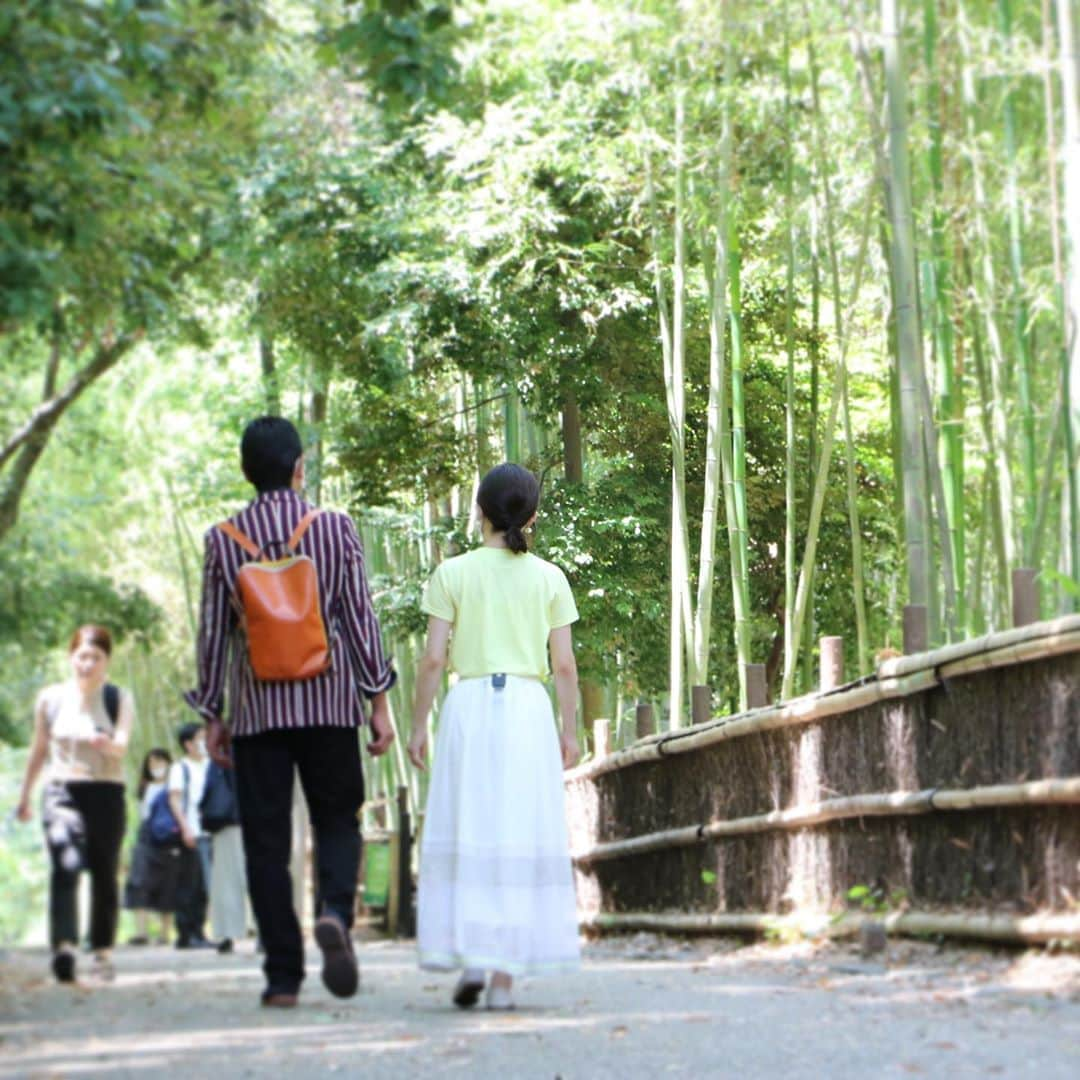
[476,463,540,555]
[241,416,303,492]
[176,721,204,750]
[137,747,172,799]
[68,624,112,656]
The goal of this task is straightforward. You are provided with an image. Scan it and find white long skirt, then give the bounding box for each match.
[417,675,580,976]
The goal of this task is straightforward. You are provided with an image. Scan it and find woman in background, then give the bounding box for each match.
[17,625,133,984]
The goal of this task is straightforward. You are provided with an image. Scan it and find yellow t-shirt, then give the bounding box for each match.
[421,547,579,680]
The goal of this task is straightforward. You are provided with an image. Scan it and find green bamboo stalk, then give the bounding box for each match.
[806,8,869,675]
[998,0,1038,567]
[782,4,798,687]
[959,1,1017,590]
[728,207,751,705]
[969,469,991,634]
[641,51,692,727]
[1057,0,1080,598]
[781,187,875,700]
[503,387,522,463]
[882,0,932,617]
[692,44,731,695]
[968,270,1011,627]
[924,0,966,628]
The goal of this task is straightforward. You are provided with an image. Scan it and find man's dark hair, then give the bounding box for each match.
[241,416,303,493]
[476,463,540,555]
[176,722,203,750]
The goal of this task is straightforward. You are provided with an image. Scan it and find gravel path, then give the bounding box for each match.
[1,934,1078,1078]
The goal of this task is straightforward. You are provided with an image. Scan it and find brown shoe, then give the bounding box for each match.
[261,991,299,1008]
[313,913,359,998]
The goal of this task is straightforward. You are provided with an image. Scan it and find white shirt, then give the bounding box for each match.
[168,758,209,836]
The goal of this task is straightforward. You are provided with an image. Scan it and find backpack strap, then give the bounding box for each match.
[217,520,261,558]
[103,683,120,727]
[287,509,322,552]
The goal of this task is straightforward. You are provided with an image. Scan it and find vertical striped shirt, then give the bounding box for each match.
[183,489,396,738]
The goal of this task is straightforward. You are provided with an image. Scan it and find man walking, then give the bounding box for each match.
[185,416,396,1007]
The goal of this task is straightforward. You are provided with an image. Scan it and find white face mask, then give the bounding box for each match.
[150,765,167,781]
[194,738,207,758]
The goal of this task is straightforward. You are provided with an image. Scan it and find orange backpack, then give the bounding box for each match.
[217,510,331,681]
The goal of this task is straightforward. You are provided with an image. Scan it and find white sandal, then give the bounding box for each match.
[485,983,515,1011]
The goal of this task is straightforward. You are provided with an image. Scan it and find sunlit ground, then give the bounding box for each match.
[1,935,1078,1078]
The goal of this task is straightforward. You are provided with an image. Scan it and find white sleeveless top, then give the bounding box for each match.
[37,682,129,785]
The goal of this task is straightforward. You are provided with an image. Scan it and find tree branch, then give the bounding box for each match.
[0,332,141,472]
[0,332,140,544]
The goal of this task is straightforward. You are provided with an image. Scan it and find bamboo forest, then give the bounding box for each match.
[2,1,1080,1070]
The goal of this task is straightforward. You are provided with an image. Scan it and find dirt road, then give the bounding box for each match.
[1,934,1078,1078]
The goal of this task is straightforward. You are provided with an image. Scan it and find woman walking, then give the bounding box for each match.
[407,463,581,1010]
[123,748,181,945]
[16,625,133,983]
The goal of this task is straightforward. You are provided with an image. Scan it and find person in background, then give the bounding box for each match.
[202,759,247,953]
[170,721,213,949]
[123,747,181,945]
[16,624,134,984]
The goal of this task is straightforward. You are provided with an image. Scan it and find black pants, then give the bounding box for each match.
[234,726,365,993]
[42,781,126,951]
[174,835,211,942]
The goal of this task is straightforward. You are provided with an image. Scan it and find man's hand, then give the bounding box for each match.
[181,828,196,849]
[206,717,232,769]
[560,731,580,770]
[366,700,395,757]
[407,727,428,771]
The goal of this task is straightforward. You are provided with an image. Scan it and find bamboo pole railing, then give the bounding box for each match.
[572,777,1080,864]
[581,909,1080,945]
[565,616,1080,784]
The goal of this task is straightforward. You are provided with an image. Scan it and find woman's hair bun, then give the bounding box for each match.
[505,523,528,554]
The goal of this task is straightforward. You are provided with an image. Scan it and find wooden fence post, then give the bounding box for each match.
[396,785,414,938]
[903,605,928,654]
[635,702,655,739]
[593,718,610,759]
[1012,568,1039,627]
[745,663,768,708]
[691,685,712,727]
[820,636,844,692]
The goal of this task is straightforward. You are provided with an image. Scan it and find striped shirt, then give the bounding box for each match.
[183,489,396,738]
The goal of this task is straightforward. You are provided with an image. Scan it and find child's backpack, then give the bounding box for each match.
[217,509,331,682]
[147,764,188,847]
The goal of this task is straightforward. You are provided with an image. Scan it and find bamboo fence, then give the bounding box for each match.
[566,615,1080,783]
[581,910,1080,946]
[572,777,1080,864]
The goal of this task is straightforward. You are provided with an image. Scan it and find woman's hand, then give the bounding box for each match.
[16,798,32,823]
[560,731,580,770]
[407,727,428,771]
[88,732,113,752]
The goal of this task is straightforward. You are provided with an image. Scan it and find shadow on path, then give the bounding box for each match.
[1,936,1078,1078]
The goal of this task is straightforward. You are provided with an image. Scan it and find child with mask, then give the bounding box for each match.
[124,748,181,944]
